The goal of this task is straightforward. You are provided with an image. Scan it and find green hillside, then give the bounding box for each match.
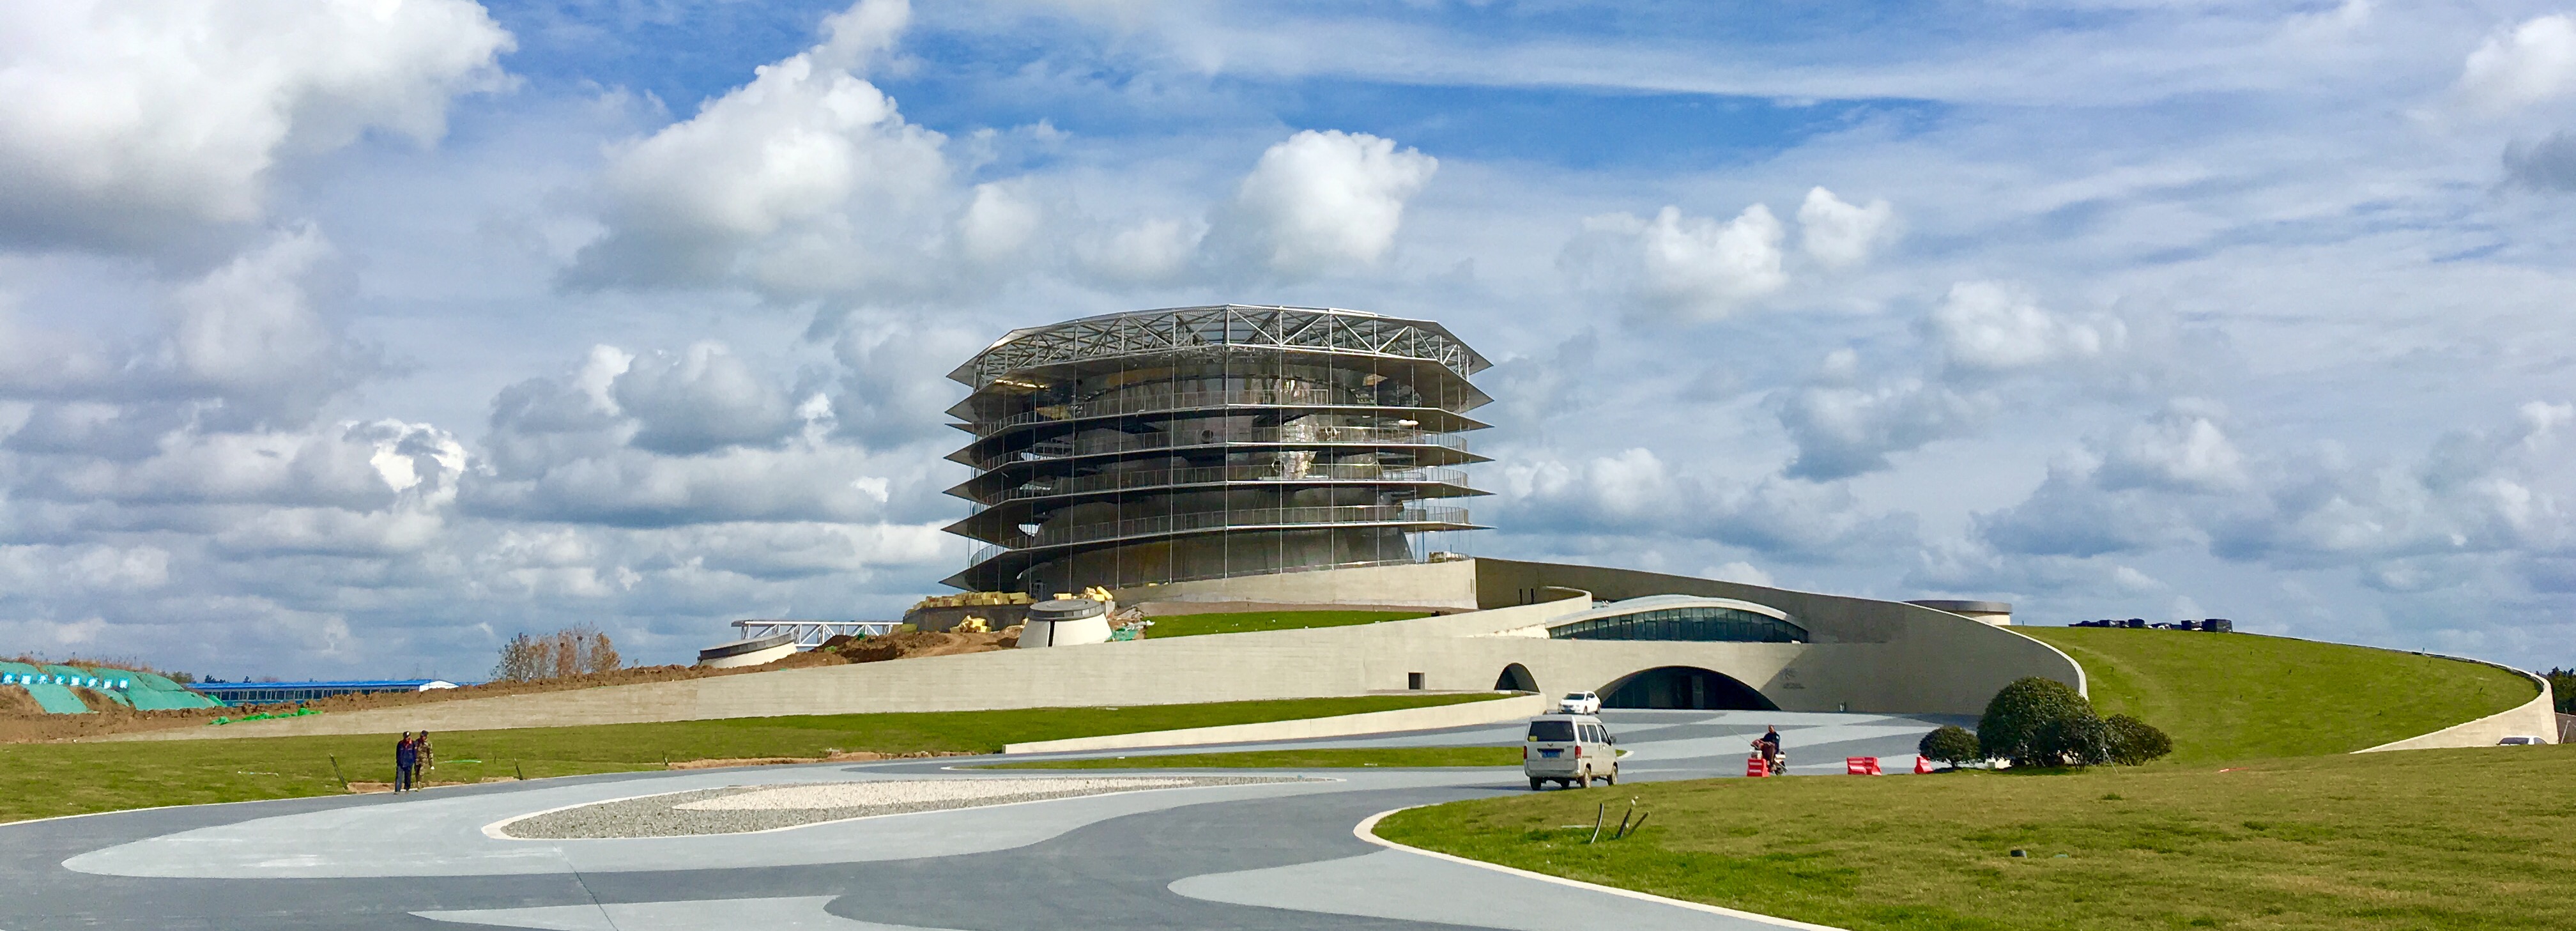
[2016,628,2538,763]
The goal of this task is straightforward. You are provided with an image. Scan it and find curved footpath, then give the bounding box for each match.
[0,709,1947,930]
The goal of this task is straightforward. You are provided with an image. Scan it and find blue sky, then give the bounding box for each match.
[3,0,2575,681]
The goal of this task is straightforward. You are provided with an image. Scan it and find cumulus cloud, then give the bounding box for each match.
[566,0,950,291]
[2502,131,2576,190]
[1796,187,1893,268]
[613,343,800,456]
[2096,403,2248,493]
[1928,281,2122,374]
[0,0,510,247]
[2454,14,2576,117]
[1492,445,1911,558]
[1566,204,1788,319]
[1213,129,1438,276]
[466,341,935,528]
[1769,348,1991,481]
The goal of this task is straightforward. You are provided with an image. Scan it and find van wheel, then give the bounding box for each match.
[1529,778,1544,791]
[1604,766,1618,787]
[1575,774,1592,789]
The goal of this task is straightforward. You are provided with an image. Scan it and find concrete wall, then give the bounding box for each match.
[1001,693,1552,754]
[2356,665,2557,751]
[125,560,2080,741]
[1469,558,2087,712]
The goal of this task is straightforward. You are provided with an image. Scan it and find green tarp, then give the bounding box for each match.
[1,661,92,714]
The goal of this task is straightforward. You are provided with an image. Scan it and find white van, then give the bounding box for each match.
[1523,714,1617,789]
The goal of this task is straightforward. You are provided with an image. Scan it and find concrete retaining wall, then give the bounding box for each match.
[1002,693,1551,754]
[116,558,2082,741]
[2356,664,2557,751]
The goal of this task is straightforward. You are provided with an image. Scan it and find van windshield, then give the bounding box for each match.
[1527,720,1577,742]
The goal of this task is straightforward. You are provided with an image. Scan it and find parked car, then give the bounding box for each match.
[1557,691,1601,714]
[1524,714,1617,789]
[2497,735,2547,745]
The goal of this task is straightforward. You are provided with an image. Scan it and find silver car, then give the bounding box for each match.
[1523,714,1618,789]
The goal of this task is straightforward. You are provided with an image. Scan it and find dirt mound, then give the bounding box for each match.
[834,629,1015,663]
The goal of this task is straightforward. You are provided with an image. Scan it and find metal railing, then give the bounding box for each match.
[972,464,1469,505]
[730,620,900,649]
[971,427,1467,474]
[969,504,1473,560]
[969,387,1403,437]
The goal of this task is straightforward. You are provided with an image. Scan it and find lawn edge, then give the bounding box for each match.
[1351,805,1851,931]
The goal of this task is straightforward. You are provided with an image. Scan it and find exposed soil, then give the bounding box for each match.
[2,631,1023,744]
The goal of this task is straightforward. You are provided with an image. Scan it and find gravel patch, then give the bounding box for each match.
[497,776,1306,839]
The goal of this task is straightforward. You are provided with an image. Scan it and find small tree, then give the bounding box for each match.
[494,625,622,682]
[1917,725,1982,769]
[2104,714,2173,766]
[493,633,546,682]
[1979,677,2104,768]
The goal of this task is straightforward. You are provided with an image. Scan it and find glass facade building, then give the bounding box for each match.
[1545,598,1808,643]
[942,305,1491,594]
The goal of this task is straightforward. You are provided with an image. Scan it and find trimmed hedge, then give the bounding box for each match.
[1917,725,1981,768]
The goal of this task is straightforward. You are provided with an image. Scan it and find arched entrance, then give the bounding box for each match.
[1494,663,1537,693]
[1598,666,1776,711]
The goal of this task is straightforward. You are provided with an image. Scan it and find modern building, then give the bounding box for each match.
[942,305,1490,595]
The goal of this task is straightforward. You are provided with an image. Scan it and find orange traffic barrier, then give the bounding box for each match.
[1913,755,1935,774]
[1845,756,1882,775]
[1746,757,1770,777]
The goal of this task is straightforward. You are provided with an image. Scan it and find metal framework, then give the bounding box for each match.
[730,620,900,649]
[942,305,1492,593]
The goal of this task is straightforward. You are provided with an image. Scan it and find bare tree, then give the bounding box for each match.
[492,626,624,683]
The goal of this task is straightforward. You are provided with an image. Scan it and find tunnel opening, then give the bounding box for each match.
[1599,666,1777,711]
[1494,663,1537,693]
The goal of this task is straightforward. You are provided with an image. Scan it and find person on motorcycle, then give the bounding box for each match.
[1752,726,1784,772]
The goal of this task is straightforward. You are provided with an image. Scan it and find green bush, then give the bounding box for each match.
[1916,725,1982,768]
[2104,713,2174,766]
[1979,677,2104,768]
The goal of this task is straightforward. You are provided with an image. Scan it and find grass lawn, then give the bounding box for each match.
[0,693,1498,824]
[1376,745,2575,931]
[1143,609,1432,638]
[2017,629,2538,762]
[977,746,1522,769]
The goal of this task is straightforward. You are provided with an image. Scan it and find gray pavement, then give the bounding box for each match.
[0,709,1947,930]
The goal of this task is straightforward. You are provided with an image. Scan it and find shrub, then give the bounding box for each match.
[2104,714,2174,766]
[1979,677,2104,768]
[1917,725,1982,769]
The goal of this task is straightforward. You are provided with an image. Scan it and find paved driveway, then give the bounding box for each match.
[0,710,1950,930]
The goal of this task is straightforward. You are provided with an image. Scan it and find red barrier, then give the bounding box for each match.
[1913,755,1934,774]
[1746,757,1770,777]
[1845,756,1882,775]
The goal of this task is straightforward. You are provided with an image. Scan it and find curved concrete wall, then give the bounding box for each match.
[127,560,2079,742]
[2357,663,2556,751]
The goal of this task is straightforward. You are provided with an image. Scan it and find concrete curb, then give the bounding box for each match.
[1001,693,1548,754]
[2356,661,2558,751]
[1351,806,1850,931]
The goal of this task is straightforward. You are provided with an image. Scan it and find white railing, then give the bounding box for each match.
[976,464,1469,505]
[971,427,1467,473]
[967,505,1473,560]
[730,620,900,649]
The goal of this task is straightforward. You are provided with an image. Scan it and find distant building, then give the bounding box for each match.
[190,679,459,706]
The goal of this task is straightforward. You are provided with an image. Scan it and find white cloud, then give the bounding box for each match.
[1216,129,1438,276]
[2455,14,2576,117]
[568,0,947,290]
[1770,371,1990,480]
[1796,187,1893,269]
[2097,404,2248,493]
[612,342,799,456]
[1566,204,1788,319]
[958,183,1043,266]
[0,0,510,247]
[1928,281,2122,374]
